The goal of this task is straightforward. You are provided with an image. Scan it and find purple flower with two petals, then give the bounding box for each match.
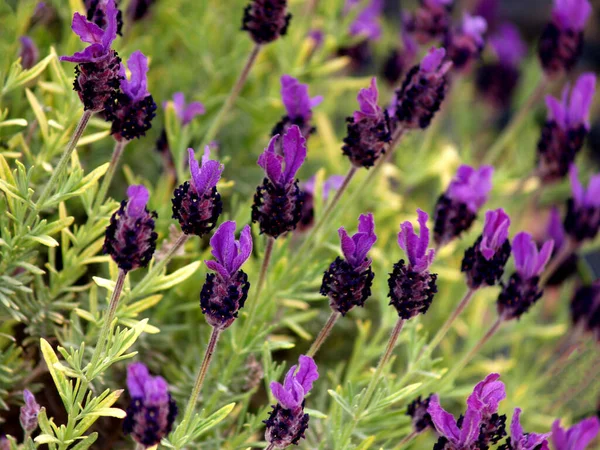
[103,185,158,272]
[297,175,344,232]
[434,165,494,246]
[537,74,596,182]
[404,0,453,45]
[19,36,39,70]
[123,362,178,448]
[570,282,600,341]
[60,0,121,111]
[20,390,40,434]
[446,14,488,73]
[476,23,526,108]
[342,77,391,168]
[539,0,592,76]
[252,125,307,238]
[272,75,323,143]
[201,221,252,329]
[321,213,377,315]
[564,164,600,242]
[242,0,291,44]
[395,47,452,130]
[85,0,123,35]
[552,416,600,450]
[172,92,205,126]
[497,232,553,321]
[462,208,512,289]
[346,0,384,41]
[499,408,550,450]
[382,32,419,85]
[172,147,224,237]
[388,209,438,319]
[265,355,319,448]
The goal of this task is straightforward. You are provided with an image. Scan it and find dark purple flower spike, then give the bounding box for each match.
[265,355,319,448]
[19,36,39,70]
[342,77,391,168]
[388,209,438,319]
[538,0,592,77]
[85,0,123,35]
[123,362,178,448]
[201,221,252,330]
[462,208,511,289]
[172,147,224,237]
[446,14,488,73]
[321,213,377,315]
[382,32,419,85]
[242,0,291,44]
[103,185,158,272]
[406,394,435,435]
[104,50,157,141]
[347,0,384,41]
[429,373,507,450]
[552,416,600,450]
[394,47,452,130]
[172,92,205,126]
[497,232,553,321]
[297,175,344,232]
[126,0,156,22]
[476,23,526,109]
[272,75,323,143]
[252,125,306,238]
[434,164,494,246]
[564,164,600,243]
[544,207,578,286]
[20,389,40,434]
[537,74,596,182]
[570,282,600,342]
[498,408,550,450]
[60,0,121,112]
[404,0,453,45]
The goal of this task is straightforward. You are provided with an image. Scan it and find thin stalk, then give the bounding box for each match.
[240,237,275,343]
[540,239,577,287]
[202,44,261,146]
[181,327,221,430]
[484,75,548,165]
[27,110,92,226]
[265,444,275,450]
[419,289,476,359]
[92,139,129,215]
[89,269,127,371]
[396,430,418,449]
[307,311,341,357]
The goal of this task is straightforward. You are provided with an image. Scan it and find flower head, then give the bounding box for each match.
[403,0,452,44]
[546,74,596,131]
[347,0,384,40]
[552,0,592,31]
[568,165,600,209]
[565,165,600,242]
[489,23,526,67]
[258,125,307,188]
[242,0,292,44]
[481,209,511,260]
[448,165,494,212]
[280,75,323,123]
[552,416,600,450]
[462,13,488,45]
[20,389,40,434]
[171,92,205,126]
[398,209,435,273]
[570,283,600,341]
[270,355,319,410]
[446,14,488,72]
[205,222,252,280]
[19,36,39,70]
[512,232,554,280]
[123,363,178,448]
[506,408,551,450]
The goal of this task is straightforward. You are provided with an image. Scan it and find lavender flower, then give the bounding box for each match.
[20,390,40,434]
[297,175,344,232]
[342,77,391,168]
[570,282,600,342]
[265,355,319,448]
[498,408,550,450]
[172,147,223,237]
[497,232,553,321]
[19,36,39,70]
[123,362,178,448]
[321,213,377,315]
[543,208,577,286]
[388,209,437,319]
[537,74,596,182]
[538,0,592,76]
[474,0,498,29]
[462,208,512,289]
[242,0,291,44]
[346,0,384,41]
[103,185,158,272]
[446,14,488,73]
[170,92,206,126]
[404,0,453,45]
[476,23,526,109]
[126,0,155,22]
[382,32,418,85]
[564,165,600,242]
[85,0,123,35]
[271,75,323,143]
[252,125,306,238]
[552,416,600,450]
[428,373,507,449]
[407,394,435,434]
[60,0,122,111]
[394,47,452,130]
[201,221,252,329]
[103,50,157,141]
[434,164,494,246]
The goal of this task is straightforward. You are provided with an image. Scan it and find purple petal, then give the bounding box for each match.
[459,405,483,446]
[100,0,118,49]
[348,0,383,40]
[467,373,506,417]
[60,44,106,63]
[553,0,592,31]
[545,95,567,127]
[143,375,169,405]
[231,225,253,274]
[182,102,206,125]
[209,221,236,274]
[462,14,487,44]
[173,92,186,119]
[339,227,357,265]
[567,73,596,130]
[281,75,314,121]
[126,185,149,218]
[447,165,494,212]
[547,208,565,250]
[354,77,381,121]
[584,174,600,207]
[282,125,307,183]
[205,260,230,279]
[489,23,526,67]
[420,47,446,73]
[428,395,460,442]
[553,416,600,450]
[510,408,525,443]
[295,355,319,394]
[534,240,555,277]
[258,136,284,184]
[569,164,585,206]
[71,12,104,44]
[127,362,150,398]
[323,175,345,200]
[121,50,149,102]
[189,146,223,194]
[480,209,510,260]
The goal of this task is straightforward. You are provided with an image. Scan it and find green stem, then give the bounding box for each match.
[265,444,275,450]
[92,138,129,215]
[26,110,92,227]
[395,430,418,449]
[307,311,340,357]
[202,44,261,146]
[181,327,221,430]
[89,268,127,372]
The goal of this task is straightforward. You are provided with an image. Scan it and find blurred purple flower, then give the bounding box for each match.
[19,36,39,69]
[347,0,384,40]
[552,416,600,450]
[242,0,291,44]
[20,389,40,434]
[489,24,526,67]
[171,92,205,126]
[512,232,554,280]
[446,14,488,72]
[404,0,453,45]
[564,164,600,242]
